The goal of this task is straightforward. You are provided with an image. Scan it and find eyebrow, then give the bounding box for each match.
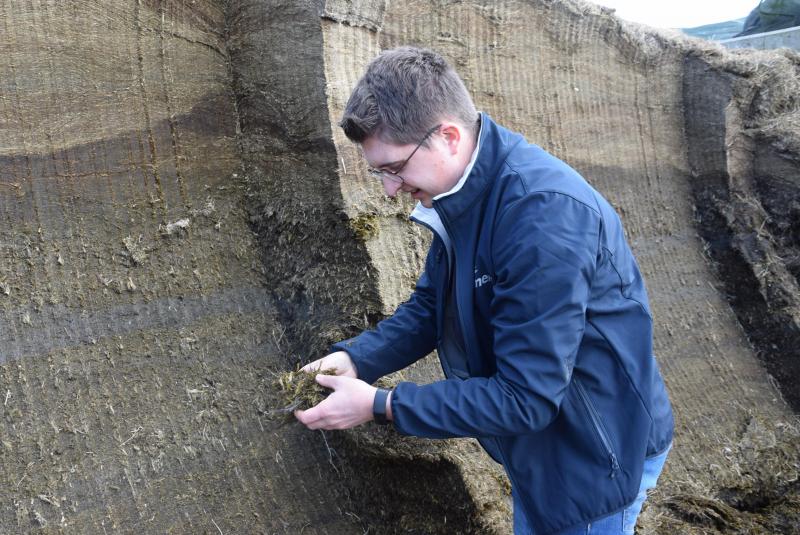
[371,159,404,170]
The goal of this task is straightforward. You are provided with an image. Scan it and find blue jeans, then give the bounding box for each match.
[513,444,671,534]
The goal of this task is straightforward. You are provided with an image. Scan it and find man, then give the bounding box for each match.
[295,46,674,535]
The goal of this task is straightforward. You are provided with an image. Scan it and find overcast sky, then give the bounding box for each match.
[591,0,757,28]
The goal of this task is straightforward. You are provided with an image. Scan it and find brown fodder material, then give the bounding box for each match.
[4,0,800,532]
[0,1,362,532]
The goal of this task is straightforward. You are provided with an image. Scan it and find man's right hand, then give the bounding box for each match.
[300,351,358,378]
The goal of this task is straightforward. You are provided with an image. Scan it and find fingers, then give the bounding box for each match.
[294,403,335,430]
[314,373,343,389]
[300,360,336,375]
[294,407,320,428]
[300,359,323,373]
[293,376,338,429]
[299,351,356,377]
[294,375,366,430]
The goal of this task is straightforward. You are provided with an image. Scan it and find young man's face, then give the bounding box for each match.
[361,123,468,208]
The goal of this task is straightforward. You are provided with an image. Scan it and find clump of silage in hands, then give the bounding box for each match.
[268,367,338,424]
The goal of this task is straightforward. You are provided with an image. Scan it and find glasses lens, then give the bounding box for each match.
[369,168,402,183]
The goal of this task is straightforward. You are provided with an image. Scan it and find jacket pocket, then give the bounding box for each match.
[575,379,620,478]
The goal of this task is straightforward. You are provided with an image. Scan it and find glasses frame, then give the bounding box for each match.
[367,124,442,184]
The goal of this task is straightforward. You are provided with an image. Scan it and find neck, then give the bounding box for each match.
[455,131,478,176]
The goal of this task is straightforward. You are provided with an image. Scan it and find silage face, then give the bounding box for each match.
[2,0,800,533]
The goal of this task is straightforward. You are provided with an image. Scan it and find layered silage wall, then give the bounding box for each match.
[684,51,800,410]
[2,0,799,533]
[0,1,361,532]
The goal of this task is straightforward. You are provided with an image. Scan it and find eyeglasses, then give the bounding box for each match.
[367,124,441,184]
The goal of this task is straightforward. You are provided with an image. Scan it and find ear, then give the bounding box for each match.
[439,123,462,155]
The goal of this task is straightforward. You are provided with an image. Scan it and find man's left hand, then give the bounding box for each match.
[294,374,376,430]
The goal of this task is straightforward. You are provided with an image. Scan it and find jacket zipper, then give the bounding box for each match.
[437,248,456,379]
[575,379,620,478]
[434,204,472,370]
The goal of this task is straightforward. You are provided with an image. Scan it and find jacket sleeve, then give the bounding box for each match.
[391,192,600,439]
[331,246,439,385]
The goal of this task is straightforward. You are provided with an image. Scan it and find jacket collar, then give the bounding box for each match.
[409,115,485,258]
[431,113,524,222]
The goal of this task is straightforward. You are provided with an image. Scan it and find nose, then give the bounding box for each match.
[382,177,403,197]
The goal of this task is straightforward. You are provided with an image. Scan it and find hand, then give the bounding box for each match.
[300,351,357,378]
[294,374,376,430]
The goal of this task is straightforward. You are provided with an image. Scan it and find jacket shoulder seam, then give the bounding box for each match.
[500,165,602,217]
[601,246,652,319]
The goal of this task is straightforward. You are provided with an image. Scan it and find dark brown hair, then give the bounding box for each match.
[339,46,478,145]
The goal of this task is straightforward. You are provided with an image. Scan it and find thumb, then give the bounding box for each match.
[315,373,342,389]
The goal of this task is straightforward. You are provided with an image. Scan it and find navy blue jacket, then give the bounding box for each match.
[333,114,674,534]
